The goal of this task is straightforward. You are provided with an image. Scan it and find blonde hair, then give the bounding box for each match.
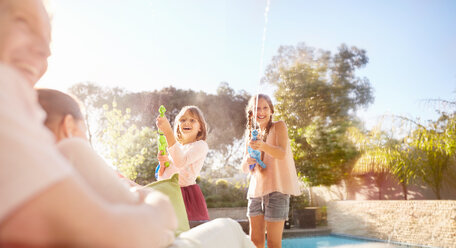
[174,106,207,143]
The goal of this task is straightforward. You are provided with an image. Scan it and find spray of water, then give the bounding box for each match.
[253,0,271,131]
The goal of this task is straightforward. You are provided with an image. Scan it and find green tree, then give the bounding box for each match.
[293,119,359,185]
[198,178,248,208]
[69,82,131,144]
[386,143,419,200]
[69,82,249,152]
[409,107,456,199]
[348,127,393,200]
[69,82,105,144]
[202,138,244,178]
[69,82,250,178]
[348,125,419,200]
[100,102,158,185]
[264,43,374,186]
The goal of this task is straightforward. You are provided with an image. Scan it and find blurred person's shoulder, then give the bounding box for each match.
[0,63,45,122]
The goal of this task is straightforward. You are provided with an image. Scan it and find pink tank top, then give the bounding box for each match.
[247,122,302,198]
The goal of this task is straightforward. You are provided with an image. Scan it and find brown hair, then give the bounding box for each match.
[174,106,208,143]
[245,94,274,141]
[37,88,84,126]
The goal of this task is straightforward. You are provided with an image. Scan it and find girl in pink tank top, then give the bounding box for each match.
[241,94,301,248]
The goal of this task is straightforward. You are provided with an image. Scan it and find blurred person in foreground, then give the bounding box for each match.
[0,0,253,247]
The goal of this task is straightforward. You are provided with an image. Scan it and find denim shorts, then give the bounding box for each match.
[247,191,290,222]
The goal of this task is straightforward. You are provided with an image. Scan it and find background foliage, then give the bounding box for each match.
[100,102,158,185]
[70,82,250,184]
[198,178,248,208]
[264,43,374,186]
[67,43,455,204]
[348,103,456,200]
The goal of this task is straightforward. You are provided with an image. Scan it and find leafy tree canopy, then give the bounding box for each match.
[264,43,374,186]
[69,82,250,152]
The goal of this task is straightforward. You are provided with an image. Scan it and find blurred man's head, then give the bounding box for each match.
[0,0,51,86]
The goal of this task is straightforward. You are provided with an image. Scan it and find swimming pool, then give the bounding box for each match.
[278,235,399,248]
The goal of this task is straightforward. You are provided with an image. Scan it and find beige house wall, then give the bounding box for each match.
[327,200,456,248]
[307,173,456,207]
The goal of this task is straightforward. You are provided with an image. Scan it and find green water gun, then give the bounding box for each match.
[158,105,170,168]
[155,105,170,179]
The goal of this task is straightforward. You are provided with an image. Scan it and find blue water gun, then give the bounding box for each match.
[155,105,170,179]
[248,129,267,170]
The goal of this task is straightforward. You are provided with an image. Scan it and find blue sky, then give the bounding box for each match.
[38,0,456,129]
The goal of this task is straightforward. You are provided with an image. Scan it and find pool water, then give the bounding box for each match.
[277,235,398,248]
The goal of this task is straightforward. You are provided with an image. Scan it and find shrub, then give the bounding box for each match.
[198,177,248,208]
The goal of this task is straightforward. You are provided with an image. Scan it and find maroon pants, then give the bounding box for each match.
[181,184,209,221]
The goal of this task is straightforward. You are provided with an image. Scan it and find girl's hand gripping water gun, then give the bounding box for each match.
[155,105,170,179]
[248,129,267,170]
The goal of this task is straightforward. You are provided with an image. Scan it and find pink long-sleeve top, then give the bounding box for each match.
[158,140,209,187]
[242,122,302,198]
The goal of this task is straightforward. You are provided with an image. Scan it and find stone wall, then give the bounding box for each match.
[208,207,247,220]
[327,200,456,248]
[208,207,249,234]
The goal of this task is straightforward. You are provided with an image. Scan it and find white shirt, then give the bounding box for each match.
[57,137,139,204]
[0,64,73,223]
